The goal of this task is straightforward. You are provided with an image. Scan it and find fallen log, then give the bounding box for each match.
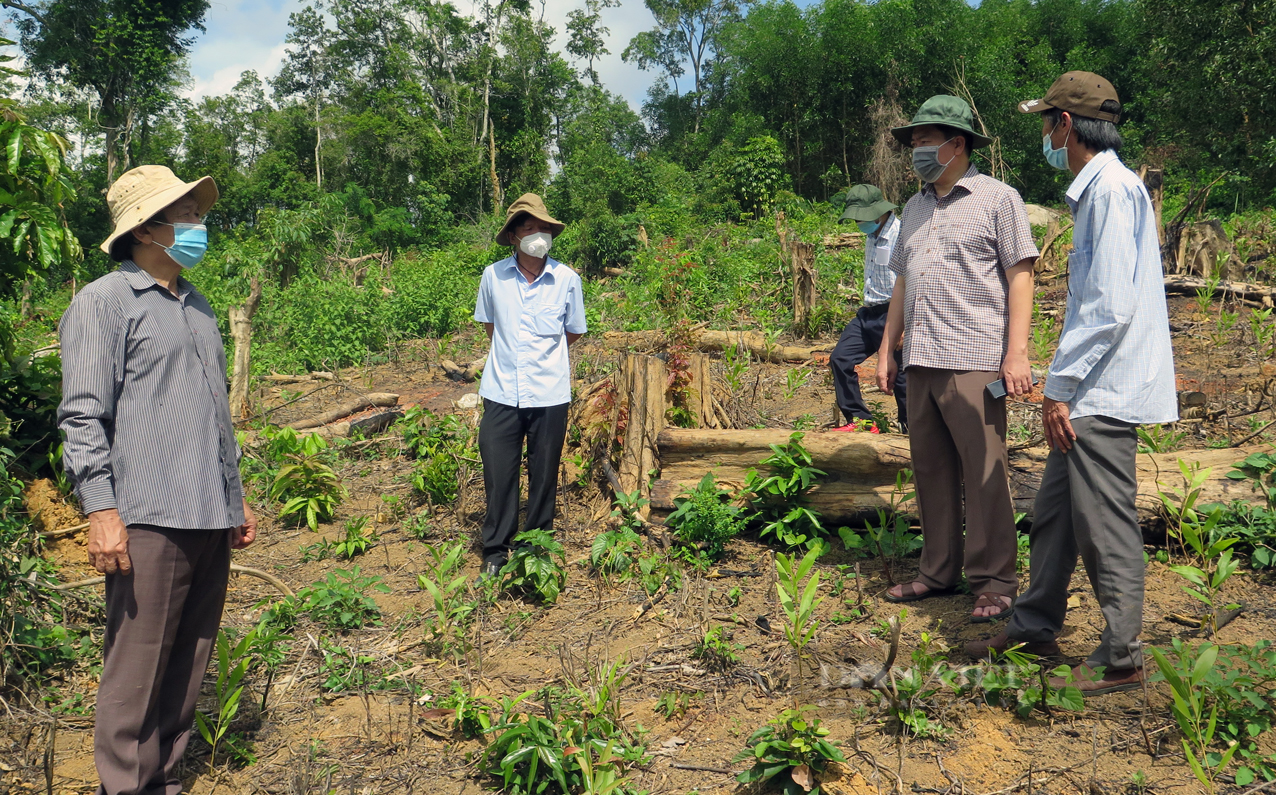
[261,371,336,383]
[441,359,483,382]
[287,393,399,430]
[601,329,822,363]
[1164,275,1276,307]
[650,428,1266,524]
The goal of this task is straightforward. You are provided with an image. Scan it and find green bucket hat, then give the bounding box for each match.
[839,184,898,224]
[891,95,993,149]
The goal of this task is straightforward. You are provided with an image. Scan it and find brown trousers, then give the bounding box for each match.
[906,368,1018,596]
[96,526,231,795]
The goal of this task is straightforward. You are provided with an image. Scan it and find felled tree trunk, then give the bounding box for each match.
[1164,275,1276,308]
[287,393,400,430]
[649,428,1265,525]
[617,355,666,516]
[228,277,263,421]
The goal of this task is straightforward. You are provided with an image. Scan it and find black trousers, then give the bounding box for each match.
[478,398,569,560]
[830,303,908,430]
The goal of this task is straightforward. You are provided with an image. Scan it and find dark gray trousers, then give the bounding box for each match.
[96,525,231,795]
[478,399,568,561]
[829,303,908,430]
[1008,415,1144,670]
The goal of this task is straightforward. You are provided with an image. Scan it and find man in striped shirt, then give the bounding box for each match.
[59,166,257,795]
[967,73,1177,696]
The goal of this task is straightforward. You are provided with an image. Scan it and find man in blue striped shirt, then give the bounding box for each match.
[966,73,1177,696]
[59,166,257,794]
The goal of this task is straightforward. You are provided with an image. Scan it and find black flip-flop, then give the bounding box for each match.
[970,593,1016,623]
[883,582,956,604]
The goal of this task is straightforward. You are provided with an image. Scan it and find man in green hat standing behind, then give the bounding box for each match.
[875,95,1039,622]
[829,184,907,432]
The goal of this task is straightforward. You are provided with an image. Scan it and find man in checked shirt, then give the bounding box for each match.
[966,73,1177,696]
[59,166,256,795]
[875,95,1039,623]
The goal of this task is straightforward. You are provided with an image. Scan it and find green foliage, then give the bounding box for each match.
[416,540,477,657]
[962,646,1084,720]
[1201,501,1276,569]
[438,680,495,739]
[733,705,845,795]
[302,515,377,561]
[590,524,642,578]
[692,625,742,671]
[729,136,787,216]
[1227,451,1276,512]
[665,473,744,559]
[745,432,828,550]
[316,641,381,694]
[402,407,474,505]
[1158,459,1214,555]
[1149,642,1244,793]
[1139,424,1187,454]
[262,430,344,530]
[291,567,390,630]
[501,529,568,604]
[194,629,256,769]
[656,690,697,721]
[1170,508,1241,637]
[775,547,822,682]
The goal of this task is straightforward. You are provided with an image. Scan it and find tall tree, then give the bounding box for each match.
[623,0,739,132]
[4,0,210,183]
[566,0,617,85]
[274,5,332,189]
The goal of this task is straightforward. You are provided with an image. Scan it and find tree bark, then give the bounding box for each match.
[648,428,1265,525]
[791,241,817,335]
[228,277,263,421]
[685,353,718,429]
[617,354,666,517]
[287,393,400,430]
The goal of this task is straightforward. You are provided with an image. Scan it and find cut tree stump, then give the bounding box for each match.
[228,276,262,421]
[287,393,400,430]
[649,428,1266,524]
[617,354,666,516]
[791,241,817,334]
[685,353,719,429]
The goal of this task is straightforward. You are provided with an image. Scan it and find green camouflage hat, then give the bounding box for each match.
[839,184,898,224]
[891,95,993,149]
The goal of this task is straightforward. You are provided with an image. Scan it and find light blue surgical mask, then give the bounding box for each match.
[1042,123,1070,170]
[911,137,956,183]
[856,220,881,236]
[153,222,208,268]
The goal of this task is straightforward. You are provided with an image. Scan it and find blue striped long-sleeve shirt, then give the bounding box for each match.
[58,260,245,529]
[1044,150,1178,424]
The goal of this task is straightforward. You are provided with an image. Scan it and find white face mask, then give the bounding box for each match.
[519,231,552,258]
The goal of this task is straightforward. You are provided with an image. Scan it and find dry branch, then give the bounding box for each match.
[50,564,294,597]
[1164,274,1276,307]
[286,393,399,430]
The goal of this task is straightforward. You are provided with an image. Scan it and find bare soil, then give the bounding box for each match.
[4,285,1276,795]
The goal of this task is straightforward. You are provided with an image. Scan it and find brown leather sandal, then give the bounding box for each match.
[883,581,956,604]
[971,592,1016,623]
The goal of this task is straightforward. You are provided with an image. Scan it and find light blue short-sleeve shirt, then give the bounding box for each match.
[474,256,586,408]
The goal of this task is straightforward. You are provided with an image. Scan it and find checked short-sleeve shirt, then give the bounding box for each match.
[889,164,1039,372]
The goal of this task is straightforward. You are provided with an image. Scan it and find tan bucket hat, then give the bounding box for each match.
[99,165,219,254]
[496,193,565,246]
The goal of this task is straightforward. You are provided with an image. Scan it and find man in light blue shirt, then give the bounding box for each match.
[829,184,907,432]
[967,73,1177,697]
[474,194,586,576]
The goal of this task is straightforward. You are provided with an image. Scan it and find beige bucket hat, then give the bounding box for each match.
[496,193,565,246]
[99,165,219,254]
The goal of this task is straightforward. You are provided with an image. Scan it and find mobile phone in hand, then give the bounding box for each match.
[986,377,1038,399]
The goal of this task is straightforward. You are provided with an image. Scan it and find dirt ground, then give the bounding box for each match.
[4,283,1276,795]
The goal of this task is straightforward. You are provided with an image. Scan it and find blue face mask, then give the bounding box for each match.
[154,222,208,268]
[856,220,881,236]
[1042,123,1070,170]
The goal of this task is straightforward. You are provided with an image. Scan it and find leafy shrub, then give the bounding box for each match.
[692,625,742,671]
[591,489,645,576]
[733,705,845,794]
[302,515,377,561]
[401,407,474,505]
[292,567,390,630]
[666,473,745,558]
[501,529,568,604]
[382,250,482,339]
[745,432,829,550]
[253,274,387,373]
[416,541,478,656]
[270,449,344,530]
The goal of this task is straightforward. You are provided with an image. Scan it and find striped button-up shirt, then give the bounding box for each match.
[58,261,245,529]
[474,256,587,408]
[1045,150,1178,423]
[889,165,1039,372]
[862,213,900,307]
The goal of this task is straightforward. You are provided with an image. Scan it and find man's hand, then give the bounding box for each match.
[231,499,257,550]
[1042,397,1076,453]
[876,347,899,395]
[87,509,131,575]
[1001,351,1034,397]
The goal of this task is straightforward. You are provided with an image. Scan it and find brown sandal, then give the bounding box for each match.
[971,592,1016,623]
[883,581,956,604]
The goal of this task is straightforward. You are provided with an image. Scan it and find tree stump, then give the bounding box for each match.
[685,353,718,429]
[791,241,817,334]
[228,277,262,421]
[617,354,667,515]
